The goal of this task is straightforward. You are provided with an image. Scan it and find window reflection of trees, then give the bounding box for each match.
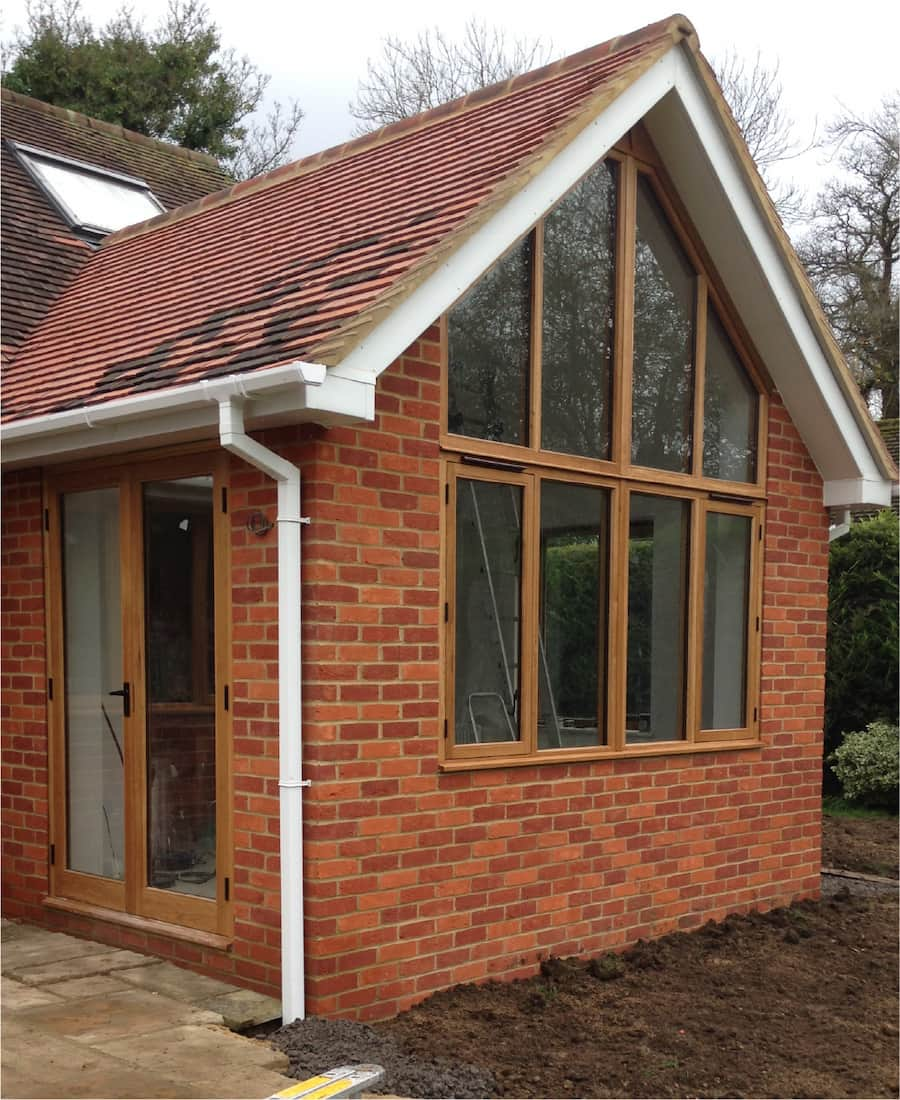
[632,179,695,473]
[448,237,532,445]
[542,161,616,459]
[703,307,758,482]
[538,481,608,749]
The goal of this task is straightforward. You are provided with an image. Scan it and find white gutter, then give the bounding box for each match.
[5,360,327,437]
[218,397,307,1025]
[1,360,376,469]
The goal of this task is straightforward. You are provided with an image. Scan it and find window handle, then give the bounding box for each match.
[108,682,131,718]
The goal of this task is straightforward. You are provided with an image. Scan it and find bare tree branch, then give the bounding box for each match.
[226,97,304,179]
[350,18,553,132]
[712,49,812,222]
[798,96,899,417]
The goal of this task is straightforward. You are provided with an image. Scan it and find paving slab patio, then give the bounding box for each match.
[1,919,297,1100]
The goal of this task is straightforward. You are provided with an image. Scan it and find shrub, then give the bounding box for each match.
[828,721,899,809]
[826,511,899,764]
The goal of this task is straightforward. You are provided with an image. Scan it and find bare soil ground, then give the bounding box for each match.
[274,815,899,1099]
[822,811,898,878]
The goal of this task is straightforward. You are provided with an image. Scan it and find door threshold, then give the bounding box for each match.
[43,895,232,951]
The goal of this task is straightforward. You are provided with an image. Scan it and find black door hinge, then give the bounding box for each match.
[755,616,760,631]
[224,876,230,901]
[444,718,448,740]
[223,685,229,711]
[44,508,50,532]
[444,602,449,623]
[221,487,228,514]
[445,483,449,505]
[753,707,758,722]
[47,678,53,700]
[49,843,55,866]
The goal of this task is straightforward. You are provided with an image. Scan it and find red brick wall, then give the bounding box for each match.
[296,331,828,1020]
[1,468,49,923]
[0,329,828,1018]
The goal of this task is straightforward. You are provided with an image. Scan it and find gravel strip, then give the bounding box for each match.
[821,870,899,898]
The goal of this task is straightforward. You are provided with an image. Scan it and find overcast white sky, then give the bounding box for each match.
[3,0,898,197]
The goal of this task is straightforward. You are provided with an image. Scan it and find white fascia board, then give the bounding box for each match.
[824,478,893,509]
[0,362,374,469]
[665,49,891,500]
[329,51,679,384]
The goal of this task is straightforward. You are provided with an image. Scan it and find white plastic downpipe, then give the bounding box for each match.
[218,397,307,1024]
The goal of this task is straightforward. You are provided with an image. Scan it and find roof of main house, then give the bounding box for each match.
[2,15,688,420]
[1,89,231,355]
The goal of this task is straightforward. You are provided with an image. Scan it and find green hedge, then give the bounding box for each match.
[826,511,899,776]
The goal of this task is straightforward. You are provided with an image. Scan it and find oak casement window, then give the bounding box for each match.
[441,136,767,765]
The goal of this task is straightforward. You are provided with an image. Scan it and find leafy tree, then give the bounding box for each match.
[798,97,899,419]
[2,0,303,179]
[350,18,551,132]
[826,511,899,772]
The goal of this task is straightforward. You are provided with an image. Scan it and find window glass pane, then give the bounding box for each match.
[62,488,124,880]
[448,236,532,446]
[626,494,689,743]
[703,308,758,482]
[702,513,752,729]
[632,178,695,472]
[454,479,523,745]
[144,477,216,900]
[538,481,608,750]
[541,160,617,459]
[21,152,163,234]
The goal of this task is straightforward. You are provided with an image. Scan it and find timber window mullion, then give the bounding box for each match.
[530,221,544,455]
[608,484,630,752]
[613,154,637,471]
[692,277,708,480]
[685,498,706,742]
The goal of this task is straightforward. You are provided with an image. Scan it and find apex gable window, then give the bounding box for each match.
[441,134,767,765]
[14,143,164,238]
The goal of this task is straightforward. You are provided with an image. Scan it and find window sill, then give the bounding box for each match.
[42,895,232,951]
[440,737,762,771]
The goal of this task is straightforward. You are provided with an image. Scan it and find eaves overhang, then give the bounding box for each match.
[0,361,375,470]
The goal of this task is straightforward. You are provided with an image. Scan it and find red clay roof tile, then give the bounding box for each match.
[2,15,691,421]
[1,90,231,355]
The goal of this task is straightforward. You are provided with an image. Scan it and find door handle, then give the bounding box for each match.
[108,682,131,718]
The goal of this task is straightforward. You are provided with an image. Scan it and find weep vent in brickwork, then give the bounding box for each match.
[1,16,690,421]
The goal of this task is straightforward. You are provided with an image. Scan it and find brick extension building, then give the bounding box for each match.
[2,15,895,1023]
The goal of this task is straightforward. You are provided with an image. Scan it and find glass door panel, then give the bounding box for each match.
[143,477,217,899]
[61,488,125,880]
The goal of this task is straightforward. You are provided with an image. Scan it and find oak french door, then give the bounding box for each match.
[46,453,231,935]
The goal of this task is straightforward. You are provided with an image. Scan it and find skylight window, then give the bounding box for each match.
[14,143,164,237]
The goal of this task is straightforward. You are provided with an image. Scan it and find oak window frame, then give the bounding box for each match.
[439,132,768,769]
